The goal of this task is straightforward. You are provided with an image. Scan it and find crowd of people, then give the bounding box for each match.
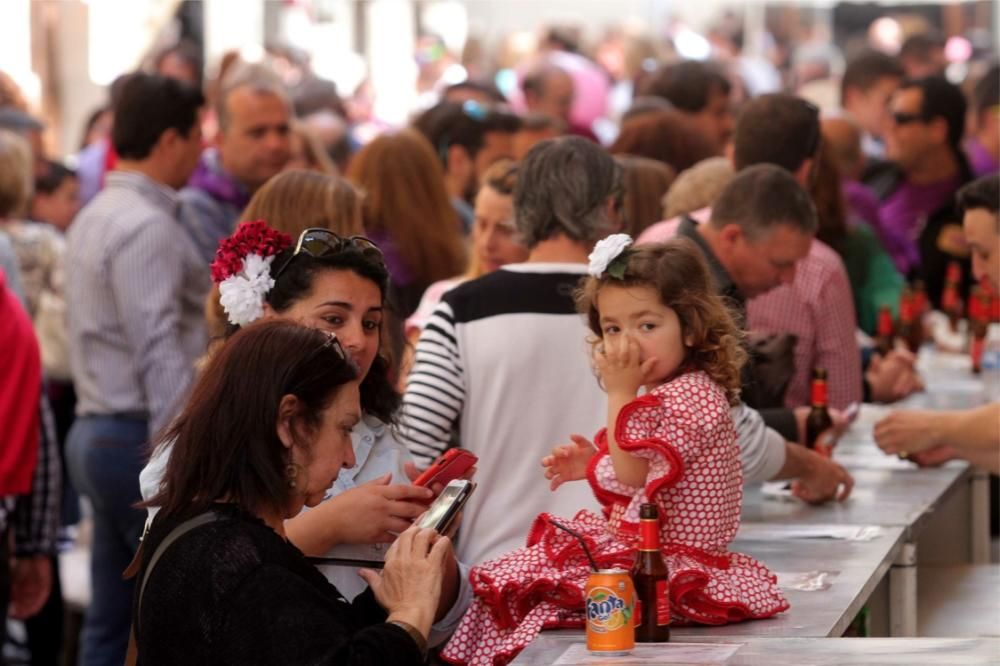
[0,21,997,666]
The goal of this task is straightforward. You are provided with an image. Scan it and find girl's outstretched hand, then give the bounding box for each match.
[541,434,596,490]
[594,335,658,398]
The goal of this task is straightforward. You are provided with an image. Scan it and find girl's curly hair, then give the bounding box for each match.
[575,238,747,405]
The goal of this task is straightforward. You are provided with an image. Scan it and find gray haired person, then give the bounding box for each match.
[397,136,623,566]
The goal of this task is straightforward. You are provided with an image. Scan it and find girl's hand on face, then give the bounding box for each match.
[541,434,596,490]
[594,335,658,398]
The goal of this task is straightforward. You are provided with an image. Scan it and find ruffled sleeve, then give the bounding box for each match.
[587,372,734,518]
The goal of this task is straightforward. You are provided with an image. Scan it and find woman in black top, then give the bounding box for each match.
[134,321,448,664]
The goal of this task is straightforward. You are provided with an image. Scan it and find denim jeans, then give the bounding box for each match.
[66,415,148,666]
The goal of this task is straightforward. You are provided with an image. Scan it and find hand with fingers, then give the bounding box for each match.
[791,449,854,504]
[10,556,52,620]
[873,410,943,459]
[359,524,452,640]
[285,472,436,556]
[541,434,596,490]
[594,335,658,400]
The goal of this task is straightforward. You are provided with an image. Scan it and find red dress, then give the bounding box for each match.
[441,371,789,666]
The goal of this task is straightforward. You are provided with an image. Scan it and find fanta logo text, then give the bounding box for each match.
[586,587,629,631]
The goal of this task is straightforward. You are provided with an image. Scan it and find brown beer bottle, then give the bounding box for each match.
[632,503,670,642]
[942,262,964,331]
[875,305,894,357]
[897,288,923,354]
[970,286,989,375]
[805,368,834,456]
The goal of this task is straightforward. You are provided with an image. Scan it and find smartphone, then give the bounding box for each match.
[416,480,476,534]
[413,449,478,488]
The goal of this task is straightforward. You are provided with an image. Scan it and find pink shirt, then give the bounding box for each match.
[637,209,862,410]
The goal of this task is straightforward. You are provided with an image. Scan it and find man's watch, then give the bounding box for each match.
[387,619,428,660]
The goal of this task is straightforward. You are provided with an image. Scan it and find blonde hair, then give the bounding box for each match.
[661,157,734,221]
[615,154,676,237]
[347,129,466,286]
[0,129,33,218]
[205,170,364,347]
[289,120,337,175]
[576,238,746,405]
[464,159,521,280]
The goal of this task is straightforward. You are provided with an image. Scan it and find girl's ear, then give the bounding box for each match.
[276,394,299,449]
[684,333,695,347]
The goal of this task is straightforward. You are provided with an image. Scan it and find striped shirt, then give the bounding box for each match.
[66,171,208,434]
[397,263,786,566]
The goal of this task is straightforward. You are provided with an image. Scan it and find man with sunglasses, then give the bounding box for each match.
[866,75,973,308]
[413,100,522,233]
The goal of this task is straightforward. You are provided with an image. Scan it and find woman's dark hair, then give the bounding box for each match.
[809,141,849,251]
[610,110,719,174]
[147,320,359,523]
[576,238,746,405]
[265,244,399,423]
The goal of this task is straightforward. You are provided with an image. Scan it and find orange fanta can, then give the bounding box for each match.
[585,568,635,655]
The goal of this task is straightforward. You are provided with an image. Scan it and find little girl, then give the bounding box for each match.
[441,235,788,666]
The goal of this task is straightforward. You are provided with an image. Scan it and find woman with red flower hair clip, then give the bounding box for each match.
[140,208,473,649]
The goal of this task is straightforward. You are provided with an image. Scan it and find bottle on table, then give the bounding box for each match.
[805,368,834,457]
[875,305,895,357]
[969,286,989,375]
[631,503,670,643]
[941,261,964,332]
[897,287,922,354]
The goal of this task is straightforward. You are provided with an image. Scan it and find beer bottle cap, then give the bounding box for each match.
[639,503,658,520]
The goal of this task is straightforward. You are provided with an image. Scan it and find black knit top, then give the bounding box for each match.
[132,504,423,665]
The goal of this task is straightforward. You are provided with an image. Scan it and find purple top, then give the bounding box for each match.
[966,138,999,178]
[366,229,415,287]
[877,176,959,276]
[842,179,881,229]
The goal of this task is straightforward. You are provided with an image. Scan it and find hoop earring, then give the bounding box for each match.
[285,462,302,489]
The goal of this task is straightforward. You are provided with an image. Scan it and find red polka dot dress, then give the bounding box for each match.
[441,371,789,666]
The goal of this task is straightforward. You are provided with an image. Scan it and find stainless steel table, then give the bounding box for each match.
[738,348,996,636]
[511,635,1000,665]
[677,523,907,639]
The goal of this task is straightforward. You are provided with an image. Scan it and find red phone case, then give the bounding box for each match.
[413,449,478,487]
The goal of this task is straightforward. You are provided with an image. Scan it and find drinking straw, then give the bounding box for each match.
[548,519,601,572]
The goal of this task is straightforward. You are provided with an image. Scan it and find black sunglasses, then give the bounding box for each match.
[892,111,927,126]
[273,228,385,281]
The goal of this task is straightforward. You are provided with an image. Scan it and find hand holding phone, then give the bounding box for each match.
[412,449,478,488]
[416,480,476,534]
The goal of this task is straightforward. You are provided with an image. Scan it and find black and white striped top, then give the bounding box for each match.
[396,263,788,565]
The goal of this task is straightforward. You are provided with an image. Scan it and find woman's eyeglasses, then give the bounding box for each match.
[273,228,385,281]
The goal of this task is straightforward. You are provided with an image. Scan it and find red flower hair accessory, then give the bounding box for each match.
[210,221,293,326]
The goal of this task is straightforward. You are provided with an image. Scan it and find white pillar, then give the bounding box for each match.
[367,0,417,125]
[0,0,38,105]
[204,0,265,69]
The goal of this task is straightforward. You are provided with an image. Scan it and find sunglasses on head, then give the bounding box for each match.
[273,228,385,281]
[320,331,348,359]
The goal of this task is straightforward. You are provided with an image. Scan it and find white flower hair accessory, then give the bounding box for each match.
[218,254,276,326]
[210,220,293,327]
[588,233,634,279]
